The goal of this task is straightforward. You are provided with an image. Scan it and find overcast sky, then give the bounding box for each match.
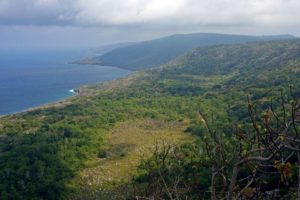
[0,0,300,50]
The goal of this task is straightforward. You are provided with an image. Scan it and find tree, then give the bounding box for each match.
[201,89,300,199]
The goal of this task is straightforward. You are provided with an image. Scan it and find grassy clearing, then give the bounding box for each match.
[71,119,194,199]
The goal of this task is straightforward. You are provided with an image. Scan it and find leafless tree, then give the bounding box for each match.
[201,90,300,200]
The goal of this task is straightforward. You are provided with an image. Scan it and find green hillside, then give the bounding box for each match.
[0,39,300,199]
[87,33,295,70]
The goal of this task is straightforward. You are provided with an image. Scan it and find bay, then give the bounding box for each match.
[0,50,131,115]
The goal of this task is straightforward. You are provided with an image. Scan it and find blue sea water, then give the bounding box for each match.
[0,50,131,115]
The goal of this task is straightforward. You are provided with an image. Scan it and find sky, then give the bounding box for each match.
[0,0,300,50]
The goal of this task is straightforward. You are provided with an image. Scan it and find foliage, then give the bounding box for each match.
[0,39,299,199]
[133,90,300,200]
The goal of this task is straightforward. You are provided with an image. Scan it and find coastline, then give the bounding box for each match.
[0,89,78,118]
[0,68,135,119]
[0,63,133,118]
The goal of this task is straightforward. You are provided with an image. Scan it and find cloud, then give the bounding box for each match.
[74,0,186,25]
[0,0,76,25]
[1,0,300,51]
[0,0,299,29]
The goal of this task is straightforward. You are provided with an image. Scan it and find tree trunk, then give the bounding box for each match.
[227,164,240,200]
[211,165,217,200]
[297,152,300,200]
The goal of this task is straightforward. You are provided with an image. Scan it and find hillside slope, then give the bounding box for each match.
[86,33,295,70]
[0,39,299,199]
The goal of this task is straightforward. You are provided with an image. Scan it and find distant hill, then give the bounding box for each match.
[83,33,296,70]
[89,42,136,56]
[150,39,300,96]
[72,42,136,65]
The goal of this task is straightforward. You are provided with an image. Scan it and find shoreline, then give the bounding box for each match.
[0,69,134,118]
[0,64,133,119]
[0,88,79,118]
[71,61,137,72]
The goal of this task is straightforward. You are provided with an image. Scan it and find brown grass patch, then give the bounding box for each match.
[72,119,194,199]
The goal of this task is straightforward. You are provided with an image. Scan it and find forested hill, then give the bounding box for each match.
[84,33,295,70]
[0,39,300,199]
[155,39,300,92]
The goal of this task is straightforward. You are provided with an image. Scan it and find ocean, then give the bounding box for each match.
[0,50,131,115]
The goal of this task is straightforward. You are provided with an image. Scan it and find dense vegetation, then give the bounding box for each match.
[85,33,295,70]
[0,39,299,199]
